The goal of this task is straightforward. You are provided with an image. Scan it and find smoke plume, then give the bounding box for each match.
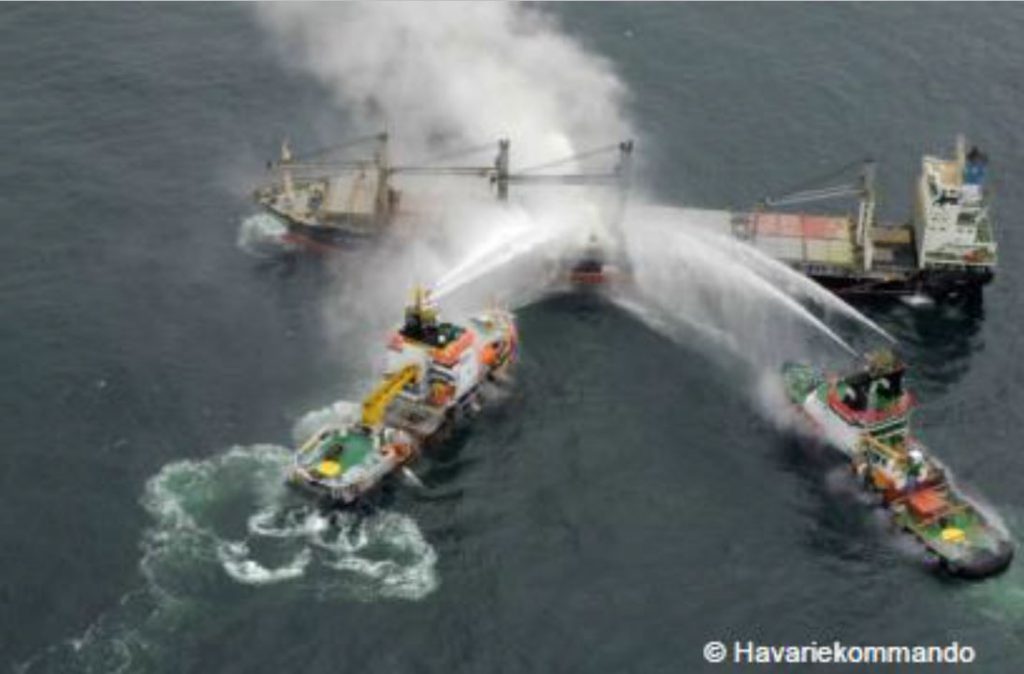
[255,3,633,166]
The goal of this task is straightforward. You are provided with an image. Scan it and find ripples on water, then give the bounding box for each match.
[19,406,438,673]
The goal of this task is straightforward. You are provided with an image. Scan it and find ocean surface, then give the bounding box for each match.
[2,3,1024,672]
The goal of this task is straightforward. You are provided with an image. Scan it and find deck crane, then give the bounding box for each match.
[757,159,877,271]
[254,131,635,248]
[495,139,634,198]
[360,364,421,429]
[496,139,635,283]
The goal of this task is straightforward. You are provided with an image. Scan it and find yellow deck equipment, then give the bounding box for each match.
[361,364,420,428]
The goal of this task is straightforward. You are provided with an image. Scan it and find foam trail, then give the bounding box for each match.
[237,213,296,257]
[217,543,312,585]
[18,441,439,673]
[139,443,438,599]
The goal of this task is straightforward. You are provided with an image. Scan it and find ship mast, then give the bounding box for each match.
[495,139,510,201]
[280,138,296,205]
[955,133,967,173]
[374,132,390,217]
[856,160,877,272]
[759,157,877,272]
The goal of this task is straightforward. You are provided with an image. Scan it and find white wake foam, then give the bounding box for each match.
[291,400,361,445]
[237,213,296,257]
[217,542,312,585]
[19,442,439,673]
[141,443,438,598]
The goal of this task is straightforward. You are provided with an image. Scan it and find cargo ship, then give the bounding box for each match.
[691,136,997,302]
[253,130,994,302]
[253,132,633,254]
[253,133,405,250]
[289,288,518,503]
[782,350,1012,578]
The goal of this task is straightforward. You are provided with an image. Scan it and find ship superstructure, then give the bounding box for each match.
[913,141,995,272]
[381,287,518,440]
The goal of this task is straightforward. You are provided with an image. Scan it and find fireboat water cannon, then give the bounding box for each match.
[496,139,635,287]
[289,286,518,504]
[781,349,1013,578]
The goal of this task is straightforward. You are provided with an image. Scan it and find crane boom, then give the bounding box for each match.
[762,184,862,207]
[361,364,420,428]
[390,166,495,176]
[505,173,621,186]
[755,159,877,272]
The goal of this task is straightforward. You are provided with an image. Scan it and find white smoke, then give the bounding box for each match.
[255,2,633,166]
[253,2,887,393]
[254,2,637,377]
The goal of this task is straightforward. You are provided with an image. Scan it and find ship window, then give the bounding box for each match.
[845,383,869,411]
[879,370,903,398]
[957,212,976,226]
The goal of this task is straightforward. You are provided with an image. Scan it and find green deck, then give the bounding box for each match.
[339,431,374,467]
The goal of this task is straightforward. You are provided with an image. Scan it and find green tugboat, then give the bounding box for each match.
[782,350,1012,578]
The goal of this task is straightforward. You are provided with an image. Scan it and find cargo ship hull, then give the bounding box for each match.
[807,266,992,300]
[255,205,383,253]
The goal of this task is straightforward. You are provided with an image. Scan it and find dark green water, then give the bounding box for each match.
[2,3,1024,672]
